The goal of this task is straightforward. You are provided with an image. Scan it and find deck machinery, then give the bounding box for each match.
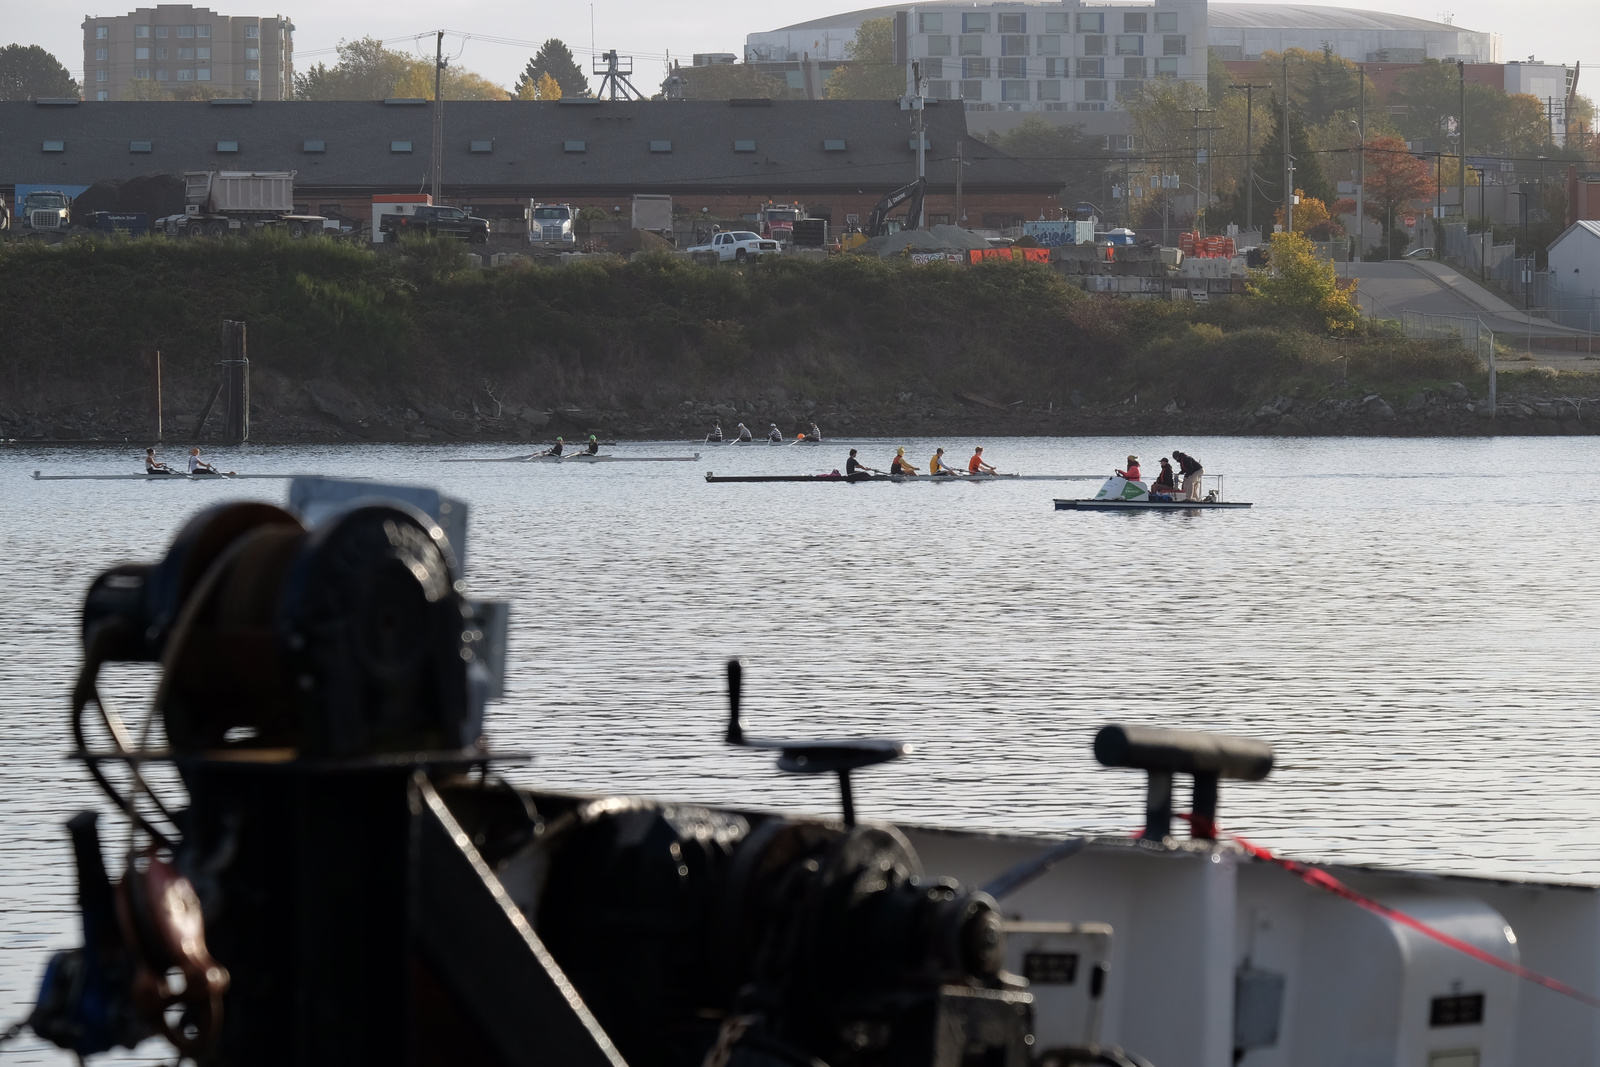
[18,479,1596,1066]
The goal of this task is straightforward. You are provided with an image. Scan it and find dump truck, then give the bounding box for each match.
[760,201,806,245]
[159,171,328,238]
[20,190,72,233]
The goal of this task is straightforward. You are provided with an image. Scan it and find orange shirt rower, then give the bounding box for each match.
[968,446,998,475]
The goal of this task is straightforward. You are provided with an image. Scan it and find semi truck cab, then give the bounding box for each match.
[527,203,576,246]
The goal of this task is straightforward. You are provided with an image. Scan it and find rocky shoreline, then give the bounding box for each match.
[5,373,1598,446]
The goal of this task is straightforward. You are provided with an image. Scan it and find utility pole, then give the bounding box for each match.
[430,30,445,203]
[1190,106,1213,234]
[1230,82,1270,234]
[1283,54,1294,234]
[911,60,926,228]
[1457,60,1466,237]
[1355,65,1365,262]
[955,140,965,225]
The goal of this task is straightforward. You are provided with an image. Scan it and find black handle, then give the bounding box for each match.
[1093,724,1273,781]
[725,658,744,746]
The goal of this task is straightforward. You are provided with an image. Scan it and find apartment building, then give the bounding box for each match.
[899,0,1206,117]
[746,1,1207,139]
[82,5,294,101]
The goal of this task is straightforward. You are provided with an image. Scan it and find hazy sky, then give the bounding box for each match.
[15,0,1600,92]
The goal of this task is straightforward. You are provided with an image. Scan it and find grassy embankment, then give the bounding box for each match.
[0,231,1525,440]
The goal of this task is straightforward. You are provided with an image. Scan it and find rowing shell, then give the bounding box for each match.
[1054,497,1253,510]
[705,473,1102,483]
[441,452,702,464]
[32,471,304,481]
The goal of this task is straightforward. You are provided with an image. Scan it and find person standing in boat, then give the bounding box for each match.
[1150,457,1178,499]
[735,422,754,442]
[1115,455,1141,482]
[145,448,178,475]
[767,423,783,442]
[1173,450,1203,500]
[930,448,961,476]
[889,447,919,476]
[188,447,231,475]
[968,446,998,475]
[707,421,724,443]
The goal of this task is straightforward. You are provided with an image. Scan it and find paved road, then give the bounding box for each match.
[1342,260,1583,341]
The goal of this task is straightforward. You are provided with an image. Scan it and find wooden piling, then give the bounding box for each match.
[221,320,249,444]
[146,349,163,441]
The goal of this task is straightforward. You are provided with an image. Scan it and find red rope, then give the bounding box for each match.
[1184,816,1600,1010]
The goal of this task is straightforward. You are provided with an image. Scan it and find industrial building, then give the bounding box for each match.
[81,4,295,102]
[0,98,1062,233]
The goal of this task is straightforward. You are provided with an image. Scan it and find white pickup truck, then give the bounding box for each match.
[688,230,780,262]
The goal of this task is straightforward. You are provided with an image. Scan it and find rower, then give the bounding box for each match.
[144,447,178,475]
[707,421,724,443]
[1115,454,1141,483]
[188,447,232,476]
[807,422,823,443]
[543,436,566,458]
[889,447,919,476]
[844,448,877,481]
[736,422,754,442]
[930,448,961,476]
[584,435,600,455]
[1173,450,1204,501]
[767,423,783,442]
[968,446,998,475]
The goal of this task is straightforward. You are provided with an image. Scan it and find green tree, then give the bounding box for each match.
[293,37,415,100]
[824,18,904,99]
[170,83,236,101]
[514,39,590,99]
[1258,102,1334,213]
[1247,229,1359,332]
[1206,48,1231,108]
[122,78,173,101]
[1301,45,1360,126]
[986,117,1115,208]
[660,61,796,101]
[0,44,78,100]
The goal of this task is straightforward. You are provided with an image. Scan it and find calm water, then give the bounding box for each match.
[3,436,1598,1061]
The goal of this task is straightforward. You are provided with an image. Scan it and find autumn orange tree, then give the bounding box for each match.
[1361,136,1436,259]
[1273,191,1345,240]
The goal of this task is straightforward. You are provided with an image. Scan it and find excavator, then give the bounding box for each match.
[839,177,926,251]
